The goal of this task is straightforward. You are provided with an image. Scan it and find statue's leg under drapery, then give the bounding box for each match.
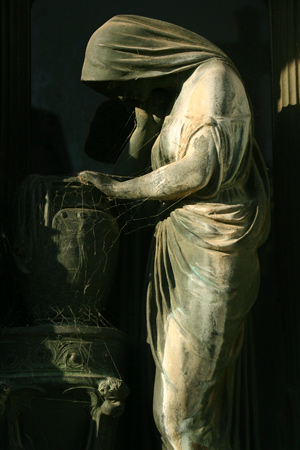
[152,312,245,450]
[148,214,261,450]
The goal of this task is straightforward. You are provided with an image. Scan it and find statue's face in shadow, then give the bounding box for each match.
[106,79,155,108]
[106,78,174,117]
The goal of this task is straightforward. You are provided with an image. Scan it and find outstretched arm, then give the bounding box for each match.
[79,126,217,201]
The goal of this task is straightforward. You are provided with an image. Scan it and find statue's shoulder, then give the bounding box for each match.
[191,59,242,90]
[186,59,250,118]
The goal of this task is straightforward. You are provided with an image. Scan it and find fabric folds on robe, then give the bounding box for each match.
[147,113,269,449]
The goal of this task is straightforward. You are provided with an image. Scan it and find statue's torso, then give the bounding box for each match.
[151,59,251,173]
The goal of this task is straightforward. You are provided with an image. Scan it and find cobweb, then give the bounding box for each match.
[8,100,187,330]
[1,100,191,403]
[11,173,124,328]
[0,100,213,450]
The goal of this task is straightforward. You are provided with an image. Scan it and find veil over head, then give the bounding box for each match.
[81,15,233,94]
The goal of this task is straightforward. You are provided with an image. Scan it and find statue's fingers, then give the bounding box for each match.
[78,171,93,184]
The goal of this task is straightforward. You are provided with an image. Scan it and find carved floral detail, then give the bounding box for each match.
[0,327,126,382]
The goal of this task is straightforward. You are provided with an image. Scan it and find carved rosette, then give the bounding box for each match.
[0,326,126,383]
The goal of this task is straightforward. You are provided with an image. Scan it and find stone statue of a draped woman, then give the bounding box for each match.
[79,15,270,450]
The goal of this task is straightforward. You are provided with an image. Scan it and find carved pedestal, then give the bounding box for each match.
[0,326,128,450]
[2,174,129,449]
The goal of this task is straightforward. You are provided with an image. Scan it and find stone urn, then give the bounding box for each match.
[14,175,119,325]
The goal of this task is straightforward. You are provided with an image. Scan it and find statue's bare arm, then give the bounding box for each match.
[79,126,217,201]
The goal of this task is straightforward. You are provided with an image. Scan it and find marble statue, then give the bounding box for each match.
[79,15,270,450]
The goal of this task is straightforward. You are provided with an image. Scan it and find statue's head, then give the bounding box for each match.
[104,79,173,114]
[81,15,228,99]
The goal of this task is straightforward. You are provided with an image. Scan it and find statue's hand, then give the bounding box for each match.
[135,106,163,135]
[135,89,170,134]
[78,171,117,196]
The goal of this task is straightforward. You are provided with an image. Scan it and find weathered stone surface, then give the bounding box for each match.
[79,15,270,450]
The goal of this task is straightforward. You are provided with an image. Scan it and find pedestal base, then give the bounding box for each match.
[0,325,128,450]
